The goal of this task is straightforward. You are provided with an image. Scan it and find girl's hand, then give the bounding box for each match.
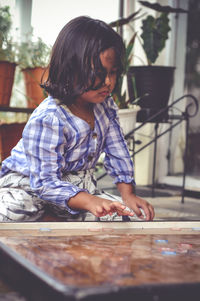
[68,192,135,218]
[124,195,155,221]
[117,183,155,221]
[89,199,135,217]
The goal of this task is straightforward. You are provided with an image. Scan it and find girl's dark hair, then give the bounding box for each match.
[42,16,125,105]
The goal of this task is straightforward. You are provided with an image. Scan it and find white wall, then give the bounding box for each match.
[165,0,189,175]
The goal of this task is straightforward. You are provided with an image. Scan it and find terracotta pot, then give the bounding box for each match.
[0,123,26,161]
[0,61,16,107]
[23,67,48,108]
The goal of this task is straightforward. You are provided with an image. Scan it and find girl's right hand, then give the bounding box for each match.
[88,198,135,217]
[68,192,134,217]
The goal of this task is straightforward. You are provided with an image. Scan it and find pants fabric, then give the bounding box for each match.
[0,170,134,222]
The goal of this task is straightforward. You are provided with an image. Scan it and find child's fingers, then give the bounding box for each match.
[139,205,149,220]
[149,205,155,220]
[137,202,154,221]
[139,201,155,220]
[95,205,106,217]
[150,204,155,219]
[101,201,127,216]
[102,201,116,213]
[109,202,134,216]
[118,208,134,216]
[96,202,118,217]
[143,206,152,221]
[129,204,144,218]
[109,201,125,212]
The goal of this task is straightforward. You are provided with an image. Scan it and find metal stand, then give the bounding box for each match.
[152,123,159,198]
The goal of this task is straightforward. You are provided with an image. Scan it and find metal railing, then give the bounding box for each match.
[97,94,199,203]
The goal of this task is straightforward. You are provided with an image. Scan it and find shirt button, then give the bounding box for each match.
[92,133,97,139]
[87,155,93,162]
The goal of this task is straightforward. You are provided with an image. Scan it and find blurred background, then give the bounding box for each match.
[0,0,199,198]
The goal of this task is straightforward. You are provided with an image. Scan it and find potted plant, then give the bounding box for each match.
[18,30,51,108]
[114,38,140,134]
[109,11,141,135]
[110,1,188,122]
[0,5,17,107]
[0,5,28,161]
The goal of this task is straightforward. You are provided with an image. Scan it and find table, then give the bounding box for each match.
[0,221,200,301]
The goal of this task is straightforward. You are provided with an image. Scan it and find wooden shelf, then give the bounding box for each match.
[0,107,34,113]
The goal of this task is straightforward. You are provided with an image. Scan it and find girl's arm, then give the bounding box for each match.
[103,98,135,185]
[102,98,154,220]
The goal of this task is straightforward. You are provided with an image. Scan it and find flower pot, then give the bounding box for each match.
[127,66,175,122]
[23,67,48,108]
[0,123,26,161]
[118,107,139,135]
[0,61,16,107]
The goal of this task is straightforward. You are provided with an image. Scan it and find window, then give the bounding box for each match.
[32,0,119,46]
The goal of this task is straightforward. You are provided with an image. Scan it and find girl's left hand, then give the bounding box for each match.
[124,195,155,221]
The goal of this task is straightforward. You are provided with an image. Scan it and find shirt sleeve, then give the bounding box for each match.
[103,98,136,185]
[22,112,86,214]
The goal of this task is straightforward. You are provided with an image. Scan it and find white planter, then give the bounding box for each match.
[118,107,139,135]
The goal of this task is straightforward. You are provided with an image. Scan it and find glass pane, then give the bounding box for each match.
[32,0,119,46]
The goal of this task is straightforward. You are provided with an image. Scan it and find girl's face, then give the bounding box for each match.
[76,48,118,105]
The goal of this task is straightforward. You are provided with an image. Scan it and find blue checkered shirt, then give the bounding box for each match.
[0,96,135,212]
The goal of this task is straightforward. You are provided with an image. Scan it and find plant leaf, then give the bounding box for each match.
[139,1,188,13]
[141,13,170,64]
[109,9,142,27]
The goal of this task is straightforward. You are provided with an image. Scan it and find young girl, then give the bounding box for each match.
[0,16,154,222]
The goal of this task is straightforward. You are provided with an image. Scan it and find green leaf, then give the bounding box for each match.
[141,13,170,64]
[109,9,142,27]
[139,1,188,13]
[0,5,17,62]
[17,30,51,69]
